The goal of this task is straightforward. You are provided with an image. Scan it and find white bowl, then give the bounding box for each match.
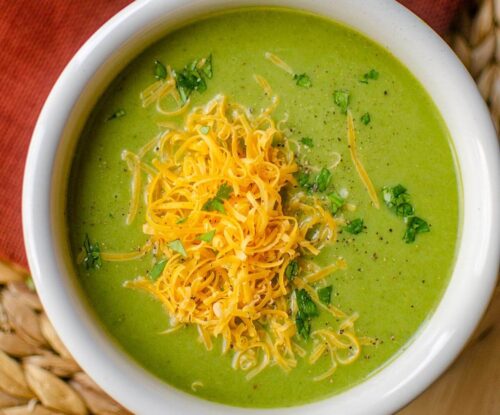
[22,0,500,414]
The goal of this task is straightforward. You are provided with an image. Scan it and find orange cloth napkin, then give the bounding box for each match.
[0,0,461,268]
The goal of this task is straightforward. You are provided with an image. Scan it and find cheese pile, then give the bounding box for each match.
[123,93,365,379]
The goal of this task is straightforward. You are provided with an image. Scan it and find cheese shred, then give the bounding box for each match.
[347,111,380,208]
[264,52,294,75]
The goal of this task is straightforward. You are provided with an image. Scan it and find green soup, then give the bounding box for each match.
[68,8,460,408]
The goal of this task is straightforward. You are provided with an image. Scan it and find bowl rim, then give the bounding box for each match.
[22,0,500,414]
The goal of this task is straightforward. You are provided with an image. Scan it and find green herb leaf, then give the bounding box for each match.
[382,185,414,217]
[295,288,319,340]
[196,76,207,93]
[344,218,364,234]
[317,286,332,305]
[297,289,319,318]
[201,54,213,79]
[396,202,414,217]
[285,260,299,281]
[360,69,379,83]
[404,216,430,243]
[202,183,233,213]
[383,185,429,242]
[175,55,213,103]
[382,185,408,209]
[150,259,167,280]
[83,234,101,270]
[361,112,371,125]
[315,167,332,192]
[293,73,312,88]
[297,171,310,188]
[176,217,188,224]
[295,311,311,340]
[300,137,314,147]
[154,59,167,80]
[107,109,126,121]
[205,198,225,213]
[403,226,416,243]
[168,239,187,257]
[327,192,344,214]
[189,59,199,71]
[200,126,210,134]
[216,183,233,200]
[177,83,189,104]
[198,229,216,243]
[333,89,350,114]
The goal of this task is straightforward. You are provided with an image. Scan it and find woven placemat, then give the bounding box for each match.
[448,0,500,131]
[0,261,132,414]
[0,1,498,414]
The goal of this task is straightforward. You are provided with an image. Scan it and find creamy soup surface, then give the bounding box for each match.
[68,8,459,407]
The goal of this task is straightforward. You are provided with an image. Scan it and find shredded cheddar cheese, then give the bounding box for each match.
[347,111,380,208]
[264,52,294,75]
[253,74,273,96]
[106,72,368,380]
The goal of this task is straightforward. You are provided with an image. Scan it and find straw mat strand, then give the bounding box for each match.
[449,0,500,131]
[0,261,131,415]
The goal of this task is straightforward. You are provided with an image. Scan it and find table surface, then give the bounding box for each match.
[399,280,500,414]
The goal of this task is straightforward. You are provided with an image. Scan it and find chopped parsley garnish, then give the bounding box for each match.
[382,185,430,243]
[403,216,430,243]
[203,199,224,213]
[344,218,364,234]
[317,286,332,305]
[295,289,319,340]
[176,68,206,103]
[200,126,210,134]
[215,183,233,199]
[107,108,126,121]
[300,137,314,147]
[296,168,332,193]
[327,192,344,214]
[333,89,350,114]
[361,112,371,125]
[285,260,299,281]
[295,312,311,340]
[150,259,167,280]
[297,289,319,317]
[154,59,167,80]
[396,202,414,217]
[198,229,216,243]
[382,184,408,208]
[202,183,233,213]
[297,171,311,188]
[168,239,187,257]
[293,73,312,88]
[201,54,213,79]
[175,55,213,104]
[315,167,332,192]
[83,234,101,270]
[176,217,188,224]
[360,69,379,83]
[382,185,413,217]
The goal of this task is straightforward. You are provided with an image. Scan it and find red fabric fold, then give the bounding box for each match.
[0,0,460,268]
